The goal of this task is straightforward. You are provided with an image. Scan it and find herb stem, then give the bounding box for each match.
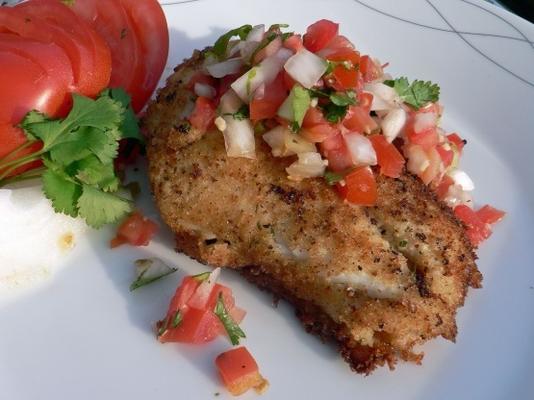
[0,140,36,164]
[0,167,45,188]
[0,150,44,181]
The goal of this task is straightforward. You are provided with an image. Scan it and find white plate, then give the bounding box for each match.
[1,0,534,399]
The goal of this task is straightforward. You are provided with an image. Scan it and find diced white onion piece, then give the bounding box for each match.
[286,152,326,180]
[405,144,430,174]
[246,24,265,42]
[413,111,438,133]
[343,132,377,166]
[226,40,241,58]
[239,40,260,61]
[194,82,216,98]
[284,48,327,89]
[206,57,243,78]
[263,126,315,157]
[363,82,400,111]
[214,116,226,132]
[448,169,475,191]
[188,267,221,309]
[381,108,407,142]
[219,89,243,114]
[231,48,292,102]
[444,184,474,208]
[222,117,256,159]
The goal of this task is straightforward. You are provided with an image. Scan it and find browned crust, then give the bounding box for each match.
[240,266,423,375]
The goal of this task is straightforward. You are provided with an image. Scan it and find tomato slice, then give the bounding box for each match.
[117,0,169,112]
[0,33,73,115]
[215,347,266,396]
[303,19,339,52]
[110,211,158,248]
[337,167,377,205]
[10,1,111,97]
[477,205,505,225]
[369,135,405,178]
[189,96,217,133]
[0,50,67,124]
[0,123,42,177]
[69,0,140,96]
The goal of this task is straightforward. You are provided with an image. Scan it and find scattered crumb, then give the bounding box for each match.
[214,393,220,397]
[58,232,75,251]
[254,377,270,395]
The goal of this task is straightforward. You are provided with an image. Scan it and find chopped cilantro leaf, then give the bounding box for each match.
[324,171,344,186]
[42,169,82,217]
[322,103,348,123]
[398,240,408,248]
[77,184,131,229]
[330,90,357,106]
[385,77,440,110]
[214,293,246,345]
[212,24,253,59]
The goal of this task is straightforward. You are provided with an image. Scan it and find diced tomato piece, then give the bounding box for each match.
[250,72,287,122]
[187,72,216,91]
[407,128,439,150]
[159,307,222,344]
[436,174,454,200]
[359,55,382,82]
[320,133,353,172]
[332,65,358,89]
[300,123,338,143]
[110,211,158,248]
[303,19,339,52]
[336,167,377,205]
[436,144,454,167]
[282,70,296,92]
[454,204,492,246]
[189,96,216,133]
[166,276,201,317]
[369,135,405,178]
[343,105,378,134]
[447,132,466,152]
[206,283,236,311]
[326,48,360,65]
[477,205,505,225]
[302,107,327,127]
[283,34,303,52]
[215,347,268,396]
[253,36,282,64]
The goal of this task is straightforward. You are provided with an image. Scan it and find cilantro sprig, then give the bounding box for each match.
[384,77,440,110]
[211,24,253,60]
[0,89,142,228]
[214,292,246,345]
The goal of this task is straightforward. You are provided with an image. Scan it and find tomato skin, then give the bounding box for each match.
[110,211,158,248]
[336,167,377,206]
[359,55,382,82]
[216,347,264,396]
[206,284,236,311]
[326,48,360,65]
[303,19,339,52]
[166,276,201,317]
[369,135,405,178]
[477,205,505,225]
[189,96,216,133]
[447,132,466,152]
[6,2,111,97]
[0,50,67,124]
[117,0,169,112]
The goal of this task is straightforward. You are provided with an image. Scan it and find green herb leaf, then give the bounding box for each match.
[214,293,246,345]
[130,258,177,291]
[42,168,82,217]
[77,185,131,228]
[74,155,119,192]
[308,87,332,98]
[232,105,250,121]
[171,310,183,328]
[212,24,253,59]
[329,90,357,106]
[385,77,440,110]
[324,171,344,186]
[268,23,289,31]
[398,239,408,248]
[322,103,348,123]
[101,88,142,142]
[192,271,212,282]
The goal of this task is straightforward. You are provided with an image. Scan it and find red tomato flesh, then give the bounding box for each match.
[477,205,505,225]
[283,34,303,52]
[215,347,266,396]
[189,96,216,133]
[250,73,287,122]
[303,19,339,52]
[332,65,359,90]
[0,123,42,177]
[337,167,377,206]
[454,205,492,246]
[159,307,222,344]
[343,105,378,134]
[359,55,382,82]
[166,276,201,317]
[447,132,466,152]
[110,211,158,248]
[369,135,405,178]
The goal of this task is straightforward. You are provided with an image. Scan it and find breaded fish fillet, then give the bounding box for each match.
[143,50,481,374]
